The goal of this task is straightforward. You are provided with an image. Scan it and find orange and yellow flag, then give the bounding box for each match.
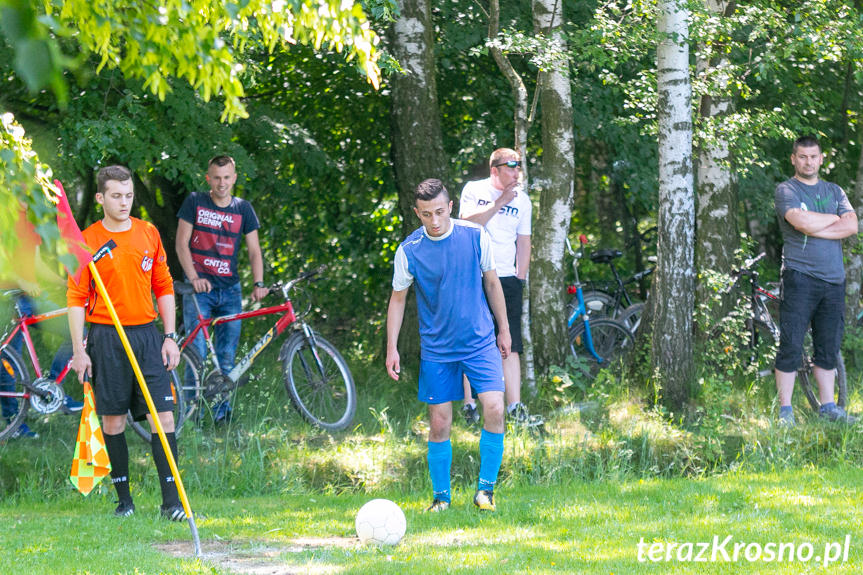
[69,380,111,495]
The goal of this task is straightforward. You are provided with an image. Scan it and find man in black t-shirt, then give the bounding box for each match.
[176,155,268,422]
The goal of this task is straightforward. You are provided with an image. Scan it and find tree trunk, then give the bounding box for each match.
[488,0,538,390]
[695,0,738,327]
[844,134,863,323]
[389,0,447,363]
[530,0,574,375]
[652,0,695,409]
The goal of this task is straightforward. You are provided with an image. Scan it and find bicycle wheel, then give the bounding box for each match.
[128,359,190,443]
[798,330,847,411]
[617,302,644,334]
[568,318,634,378]
[281,330,356,431]
[0,346,31,442]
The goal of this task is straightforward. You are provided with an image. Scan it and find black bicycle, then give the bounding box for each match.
[707,253,847,411]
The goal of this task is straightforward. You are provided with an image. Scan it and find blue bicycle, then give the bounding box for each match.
[566,235,634,378]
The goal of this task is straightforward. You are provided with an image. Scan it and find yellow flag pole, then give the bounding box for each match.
[87,261,201,558]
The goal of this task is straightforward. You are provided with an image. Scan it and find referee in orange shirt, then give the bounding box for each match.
[67,165,184,520]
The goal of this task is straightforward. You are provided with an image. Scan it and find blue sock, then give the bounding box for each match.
[478,429,504,492]
[820,402,836,412]
[779,405,793,416]
[427,439,452,503]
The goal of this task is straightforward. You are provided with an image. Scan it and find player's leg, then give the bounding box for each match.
[419,359,462,511]
[132,324,186,520]
[89,323,136,515]
[463,345,505,510]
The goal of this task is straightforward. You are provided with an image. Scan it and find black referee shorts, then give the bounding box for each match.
[87,322,175,421]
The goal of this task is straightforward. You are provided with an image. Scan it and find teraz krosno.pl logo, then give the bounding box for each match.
[637,535,850,567]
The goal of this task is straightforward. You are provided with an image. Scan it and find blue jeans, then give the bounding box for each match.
[183,283,243,375]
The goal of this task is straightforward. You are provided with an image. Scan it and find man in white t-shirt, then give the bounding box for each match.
[459,148,533,424]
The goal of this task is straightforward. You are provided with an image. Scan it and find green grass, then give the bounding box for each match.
[1,467,862,574]
[4,348,863,573]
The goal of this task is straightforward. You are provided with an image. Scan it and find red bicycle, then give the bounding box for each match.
[0,291,188,442]
[130,265,356,440]
[0,293,78,441]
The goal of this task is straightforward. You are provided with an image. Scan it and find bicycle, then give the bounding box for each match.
[0,290,188,442]
[131,265,357,440]
[565,236,634,378]
[567,229,656,334]
[707,253,847,412]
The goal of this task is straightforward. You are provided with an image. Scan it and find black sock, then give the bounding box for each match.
[151,432,180,508]
[103,432,131,504]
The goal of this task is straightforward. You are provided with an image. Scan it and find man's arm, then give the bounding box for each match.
[784,208,840,235]
[809,211,859,240]
[515,234,531,280]
[68,306,91,383]
[461,186,518,227]
[156,294,180,370]
[482,269,511,358]
[175,219,211,293]
[385,289,408,380]
[245,230,269,302]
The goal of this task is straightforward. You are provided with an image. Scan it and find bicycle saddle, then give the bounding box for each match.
[589,249,623,264]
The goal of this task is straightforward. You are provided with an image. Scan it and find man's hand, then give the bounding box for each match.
[251,286,269,302]
[386,348,401,380]
[191,277,212,293]
[497,328,512,360]
[162,338,180,371]
[70,350,92,383]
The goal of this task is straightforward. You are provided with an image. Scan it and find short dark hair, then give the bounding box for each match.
[96,165,133,194]
[208,155,236,168]
[415,179,449,203]
[793,135,821,153]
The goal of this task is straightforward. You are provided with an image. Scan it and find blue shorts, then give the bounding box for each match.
[418,344,504,404]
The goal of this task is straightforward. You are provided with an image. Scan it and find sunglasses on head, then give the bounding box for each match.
[492,160,521,169]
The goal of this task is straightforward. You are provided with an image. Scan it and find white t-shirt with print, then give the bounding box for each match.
[459,177,532,278]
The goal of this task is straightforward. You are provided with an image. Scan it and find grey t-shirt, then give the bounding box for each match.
[774,177,853,284]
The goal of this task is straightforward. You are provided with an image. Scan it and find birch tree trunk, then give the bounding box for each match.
[653,0,695,408]
[695,0,738,324]
[488,0,537,390]
[389,0,447,361]
[844,137,863,323]
[530,0,574,374]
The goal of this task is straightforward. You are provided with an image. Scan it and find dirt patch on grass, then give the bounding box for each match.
[156,537,357,574]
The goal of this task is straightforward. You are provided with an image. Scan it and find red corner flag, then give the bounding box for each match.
[54,179,92,284]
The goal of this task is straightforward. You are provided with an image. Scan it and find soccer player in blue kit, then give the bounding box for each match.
[386,178,511,512]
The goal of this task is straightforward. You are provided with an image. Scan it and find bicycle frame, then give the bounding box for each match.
[565,237,606,363]
[0,304,73,402]
[181,298,297,384]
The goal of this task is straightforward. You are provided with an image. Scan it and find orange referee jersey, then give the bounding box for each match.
[67,218,174,325]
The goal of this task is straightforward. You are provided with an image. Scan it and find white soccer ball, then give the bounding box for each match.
[355,498,406,545]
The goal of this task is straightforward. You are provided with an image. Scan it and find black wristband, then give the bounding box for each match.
[163,332,178,341]
[254,281,266,288]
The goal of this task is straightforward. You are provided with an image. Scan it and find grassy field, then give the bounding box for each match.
[1,467,862,574]
[3,351,863,574]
